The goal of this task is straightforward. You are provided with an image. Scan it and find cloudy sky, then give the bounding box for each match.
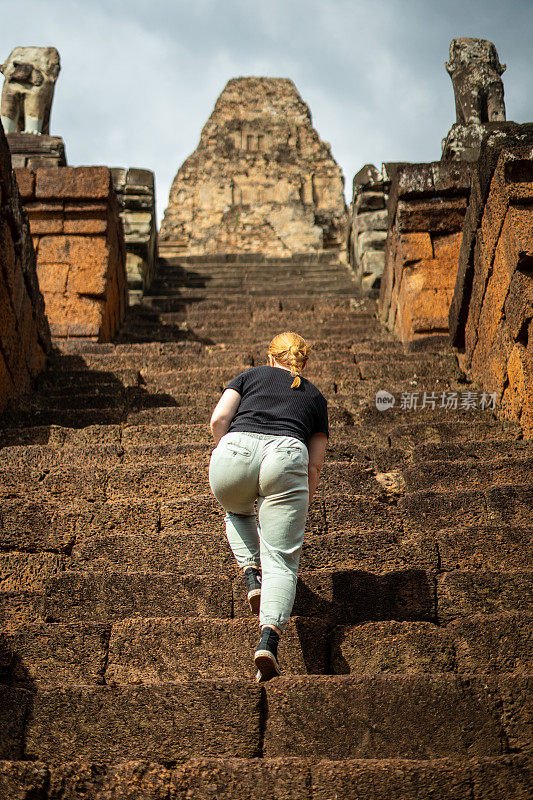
[2,0,532,220]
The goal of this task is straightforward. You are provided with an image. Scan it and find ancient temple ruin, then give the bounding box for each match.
[159,77,347,257]
[0,34,532,800]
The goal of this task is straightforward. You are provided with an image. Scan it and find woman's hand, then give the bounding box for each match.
[210,389,242,443]
[308,432,328,503]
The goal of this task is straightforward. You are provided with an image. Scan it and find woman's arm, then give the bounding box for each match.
[210,389,242,444]
[307,432,328,503]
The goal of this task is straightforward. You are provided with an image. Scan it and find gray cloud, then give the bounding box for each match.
[1,0,531,220]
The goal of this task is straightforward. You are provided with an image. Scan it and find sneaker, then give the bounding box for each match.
[243,566,261,615]
[254,626,281,682]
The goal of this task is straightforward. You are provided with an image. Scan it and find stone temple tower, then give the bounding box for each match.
[159,77,347,258]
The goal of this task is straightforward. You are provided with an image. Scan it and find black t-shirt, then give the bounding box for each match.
[224,365,329,447]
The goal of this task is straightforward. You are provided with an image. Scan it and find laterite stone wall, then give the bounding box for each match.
[451,147,533,437]
[0,121,50,413]
[378,161,471,344]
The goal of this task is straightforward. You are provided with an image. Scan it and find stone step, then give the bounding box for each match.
[0,423,126,449]
[35,369,141,390]
[1,415,514,453]
[154,256,345,266]
[436,570,533,623]
[35,565,438,626]
[0,441,211,470]
[0,617,328,687]
[357,357,460,381]
[135,286,360,300]
[130,301,372,319]
[9,674,528,762]
[4,478,528,545]
[400,485,533,533]
[0,458,400,502]
[50,351,256,372]
[1,621,110,687]
[4,519,530,597]
[117,324,381,345]
[21,681,264,762]
[388,419,524,447]
[48,338,367,357]
[154,308,377,325]
[1,407,126,430]
[261,674,528,758]
[403,457,533,492]
[1,755,530,799]
[331,613,533,676]
[42,571,233,623]
[153,262,354,275]
[105,616,328,684]
[69,527,438,576]
[143,295,371,312]
[148,276,357,290]
[2,612,531,690]
[411,440,533,462]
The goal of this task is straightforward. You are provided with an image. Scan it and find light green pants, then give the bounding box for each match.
[209,431,310,632]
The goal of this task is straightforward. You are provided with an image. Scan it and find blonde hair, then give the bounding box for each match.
[268,331,311,389]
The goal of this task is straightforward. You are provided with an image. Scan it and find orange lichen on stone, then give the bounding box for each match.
[15,166,127,341]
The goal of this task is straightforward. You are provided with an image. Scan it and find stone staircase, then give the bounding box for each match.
[0,255,531,798]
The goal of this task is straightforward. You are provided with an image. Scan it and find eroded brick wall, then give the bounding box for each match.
[15,166,127,342]
[0,123,50,413]
[452,147,533,437]
[378,162,471,344]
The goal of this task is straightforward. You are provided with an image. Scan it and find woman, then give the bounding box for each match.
[208,331,329,681]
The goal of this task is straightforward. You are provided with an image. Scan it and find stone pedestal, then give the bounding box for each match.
[7,133,67,168]
[441,123,487,163]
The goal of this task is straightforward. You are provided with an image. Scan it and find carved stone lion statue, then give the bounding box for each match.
[1,46,60,134]
[445,37,506,125]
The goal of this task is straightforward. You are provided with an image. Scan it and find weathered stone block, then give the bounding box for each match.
[25,683,263,761]
[356,230,387,260]
[13,167,35,200]
[263,675,506,758]
[354,190,385,212]
[396,197,468,233]
[35,166,111,199]
[49,761,170,799]
[0,687,32,758]
[355,208,388,232]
